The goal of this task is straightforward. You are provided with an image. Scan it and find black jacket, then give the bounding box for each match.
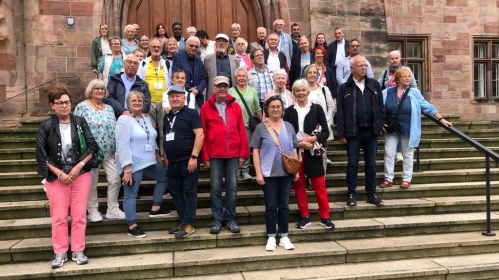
[36,115,99,182]
[289,52,314,88]
[284,103,328,178]
[105,73,151,119]
[336,75,385,139]
[325,40,350,70]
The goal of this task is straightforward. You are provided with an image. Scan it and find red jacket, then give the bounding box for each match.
[200,94,249,162]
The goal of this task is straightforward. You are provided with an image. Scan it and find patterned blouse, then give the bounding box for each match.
[73,101,116,157]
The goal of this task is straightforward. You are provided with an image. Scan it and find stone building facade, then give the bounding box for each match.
[0,0,497,126]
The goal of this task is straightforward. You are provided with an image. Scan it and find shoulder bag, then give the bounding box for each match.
[385,87,409,134]
[264,120,301,175]
[234,87,261,132]
[76,118,104,167]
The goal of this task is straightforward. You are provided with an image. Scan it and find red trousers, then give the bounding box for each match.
[294,153,330,219]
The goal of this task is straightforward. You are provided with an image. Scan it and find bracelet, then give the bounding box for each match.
[437,117,443,122]
[79,162,85,167]
[123,169,132,173]
[57,172,64,179]
[157,157,164,161]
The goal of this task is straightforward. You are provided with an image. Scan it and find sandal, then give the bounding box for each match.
[379,180,393,188]
[400,181,411,188]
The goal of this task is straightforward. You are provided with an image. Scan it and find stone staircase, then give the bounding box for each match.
[0,116,499,279]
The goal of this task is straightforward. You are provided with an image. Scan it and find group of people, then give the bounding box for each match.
[35,20,453,269]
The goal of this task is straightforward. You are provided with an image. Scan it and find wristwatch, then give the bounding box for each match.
[190,155,198,159]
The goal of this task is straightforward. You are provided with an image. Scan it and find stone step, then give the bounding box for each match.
[0,128,38,139]
[0,138,35,149]
[2,231,499,278]
[240,252,499,280]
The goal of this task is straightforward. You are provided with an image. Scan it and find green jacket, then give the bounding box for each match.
[91,36,103,70]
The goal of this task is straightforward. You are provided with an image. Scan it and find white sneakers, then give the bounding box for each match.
[265,237,276,251]
[396,152,403,162]
[279,236,295,250]
[105,208,126,220]
[266,236,295,251]
[86,211,103,222]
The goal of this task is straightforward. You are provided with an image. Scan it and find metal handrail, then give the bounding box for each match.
[422,112,498,236]
[0,76,80,108]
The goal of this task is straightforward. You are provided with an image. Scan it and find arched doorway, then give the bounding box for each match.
[126,0,262,43]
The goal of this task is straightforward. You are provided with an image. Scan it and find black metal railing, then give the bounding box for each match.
[0,76,80,111]
[422,112,498,236]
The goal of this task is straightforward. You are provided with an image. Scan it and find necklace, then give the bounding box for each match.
[91,99,104,110]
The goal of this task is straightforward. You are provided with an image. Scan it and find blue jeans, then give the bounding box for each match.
[346,127,378,196]
[262,176,293,237]
[168,160,199,225]
[210,158,239,223]
[124,163,168,225]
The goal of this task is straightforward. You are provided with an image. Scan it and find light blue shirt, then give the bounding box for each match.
[278,32,293,67]
[121,73,136,109]
[382,86,438,148]
[336,56,374,86]
[121,39,138,55]
[115,115,158,174]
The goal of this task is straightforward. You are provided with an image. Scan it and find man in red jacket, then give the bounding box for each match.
[200,76,249,234]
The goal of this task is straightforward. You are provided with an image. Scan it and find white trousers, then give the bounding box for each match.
[383,134,414,182]
[87,157,121,213]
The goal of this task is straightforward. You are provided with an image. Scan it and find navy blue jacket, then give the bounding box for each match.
[336,75,385,139]
[172,51,207,94]
[325,40,350,70]
[105,73,151,119]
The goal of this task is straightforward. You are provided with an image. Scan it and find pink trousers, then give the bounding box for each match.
[45,172,91,254]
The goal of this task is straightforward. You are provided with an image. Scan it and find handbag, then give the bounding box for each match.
[385,87,409,134]
[77,123,104,166]
[264,120,301,175]
[234,86,261,132]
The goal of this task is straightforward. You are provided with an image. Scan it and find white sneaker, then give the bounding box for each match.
[326,158,333,165]
[279,236,295,250]
[241,171,252,180]
[396,153,403,162]
[265,237,276,251]
[87,211,103,222]
[105,208,126,220]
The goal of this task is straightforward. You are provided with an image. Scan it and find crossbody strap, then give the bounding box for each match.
[264,120,282,152]
[233,86,253,118]
[393,87,410,120]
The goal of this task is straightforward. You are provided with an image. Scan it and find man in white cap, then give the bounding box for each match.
[163,85,204,239]
[204,34,240,100]
[200,76,249,235]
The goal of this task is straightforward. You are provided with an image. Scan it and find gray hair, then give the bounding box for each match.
[109,36,122,46]
[389,50,401,58]
[273,68,288,80]
[230,23,241,31]
[126,91,145,108]
[235,67,248,77]
[235,37,248,49]
[186,26,197,34]
[124,24,135,33]
[85,79,108,99]
[186,36,201,45]
[292,79,310,95]
[267,33,280,43]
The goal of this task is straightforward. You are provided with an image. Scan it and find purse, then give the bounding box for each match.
[77,123,104,166]
[385,87,409,134]
[234,86,261,132]
[264,120,301,175]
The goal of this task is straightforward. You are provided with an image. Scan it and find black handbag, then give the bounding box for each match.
[386,87,409,134]
[233,87,261,132]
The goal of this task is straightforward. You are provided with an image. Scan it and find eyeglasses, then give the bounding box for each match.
[188,44,199,49]
[125,60,139,65]
[93,87,105,91]
[130,100,143,104]
[355,64,368,68]
[53,101,71,107]
[350,45,360,48]
[140,39,149,42]
[150,45,162,49]
[269,105,282,110]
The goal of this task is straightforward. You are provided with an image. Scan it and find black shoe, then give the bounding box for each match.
[127,226,146,238]
[149,208,172,218]
[225,221,241,233]
[306,179,313,191]
[347,193,357,207]
[366,194,384,206]
[296,216,311,229]
[168,221,184,234]
[320,218,335,229]
[210,220,222,234]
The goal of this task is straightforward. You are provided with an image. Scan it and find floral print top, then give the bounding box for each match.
[74,100,116,157]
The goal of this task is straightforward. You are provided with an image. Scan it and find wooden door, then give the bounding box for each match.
[127,0,259,43]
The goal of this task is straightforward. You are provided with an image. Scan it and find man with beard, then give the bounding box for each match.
[204,33,240,100]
